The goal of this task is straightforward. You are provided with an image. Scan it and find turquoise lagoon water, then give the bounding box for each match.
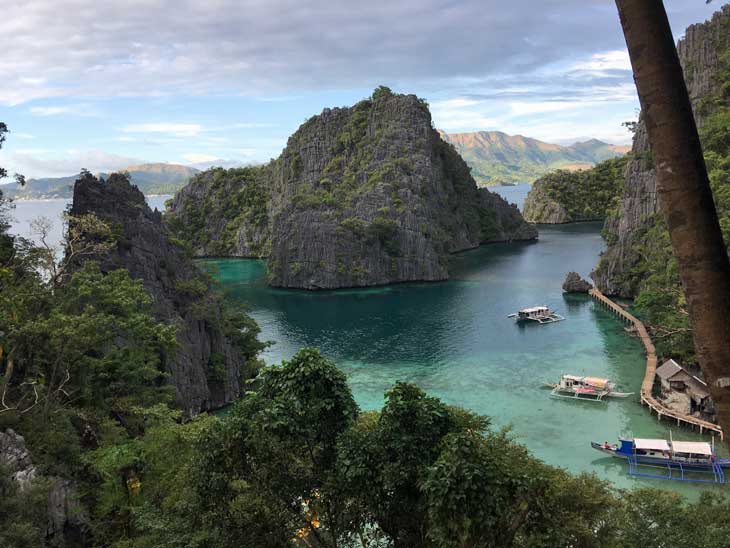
[209,223,724,496]
[7,197,722,495]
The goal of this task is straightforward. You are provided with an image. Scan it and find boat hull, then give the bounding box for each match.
[547,385,634,400]
[590,442,730,469]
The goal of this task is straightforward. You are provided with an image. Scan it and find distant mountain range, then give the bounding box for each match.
[1,163,201,200]
[439,131,631,186]
[1,133,629,199]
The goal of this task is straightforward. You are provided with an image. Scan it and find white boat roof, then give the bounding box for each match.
[671,441,713,455]
[563,374,609,384]
[634,438,671,451]
[520,306,549,313]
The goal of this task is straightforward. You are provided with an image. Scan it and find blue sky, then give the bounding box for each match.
[0,0,721,179]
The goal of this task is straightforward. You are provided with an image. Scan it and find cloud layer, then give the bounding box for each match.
[3,0,702,105]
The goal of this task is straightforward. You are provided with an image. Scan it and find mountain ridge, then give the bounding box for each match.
[2,162,200,199]
[438,130,630,186]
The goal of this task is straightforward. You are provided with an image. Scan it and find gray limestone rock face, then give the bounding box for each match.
[1,428,89,544]
[593,5,730,297]
[0,428,37,488]
[523,183,571,224]
[46,478,89,545]
[169,91,536,289]
[70,174,249,415]
[562,272,592,294]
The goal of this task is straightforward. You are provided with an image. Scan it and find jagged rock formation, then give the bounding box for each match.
[523,158,627,224]
[0,428,37,487]
[562,272,592,294]
[0,429,89,543]
[523,184,571,223]
[168,89,537,290]
[593,5,730,297]
[70,173,252,414]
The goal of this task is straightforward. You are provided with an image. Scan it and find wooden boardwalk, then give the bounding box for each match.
[589,288,723,440]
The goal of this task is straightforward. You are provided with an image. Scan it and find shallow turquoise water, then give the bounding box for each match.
[209,223,725,497]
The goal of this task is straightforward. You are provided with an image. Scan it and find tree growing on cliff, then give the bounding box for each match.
[615,0,730,439]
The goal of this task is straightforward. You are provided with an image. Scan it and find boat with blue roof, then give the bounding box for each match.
[591,436,730,483]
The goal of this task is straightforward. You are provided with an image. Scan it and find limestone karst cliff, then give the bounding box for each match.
[70,173,259,414]
[593,5,730,297]
[522,157,626,224]
[167,88,537,290]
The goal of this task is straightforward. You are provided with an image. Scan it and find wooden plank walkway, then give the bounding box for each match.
[589,288,723,440]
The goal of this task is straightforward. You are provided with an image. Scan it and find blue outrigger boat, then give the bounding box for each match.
[591,437,730,483]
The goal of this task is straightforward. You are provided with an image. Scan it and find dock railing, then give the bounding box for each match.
[589,288,723,440]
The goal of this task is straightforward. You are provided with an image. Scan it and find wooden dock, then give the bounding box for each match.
[589,288,723,440]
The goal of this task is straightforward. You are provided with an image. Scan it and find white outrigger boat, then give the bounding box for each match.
[507,306,565,324]
[591,436,730,483]
[546,374,634,401]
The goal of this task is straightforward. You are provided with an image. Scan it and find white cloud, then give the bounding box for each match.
[509,101,583,116]
[122,123,202,137]
[431,98,480,110]
[571,50,632,72]
[0,0,712,106]
[182,153,218,163]
[29,106,73,116]
[2,149,142,179]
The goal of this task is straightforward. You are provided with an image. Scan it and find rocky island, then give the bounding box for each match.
[167,88,537,289]
[522,157,627,224]
[70,172,260,414]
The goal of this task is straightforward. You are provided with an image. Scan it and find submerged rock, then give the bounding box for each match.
[563,272,592,293]
[168,88,536,289]
[70,173,254,414]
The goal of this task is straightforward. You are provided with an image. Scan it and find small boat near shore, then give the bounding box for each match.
[591,436,730,483]
[507,306,565,324]
[546,374,634,401]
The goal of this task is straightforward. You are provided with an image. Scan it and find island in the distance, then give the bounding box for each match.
[522,157,627,224]
[166,87,538,290]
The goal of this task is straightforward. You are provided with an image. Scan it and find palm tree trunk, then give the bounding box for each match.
[615,0,730,439]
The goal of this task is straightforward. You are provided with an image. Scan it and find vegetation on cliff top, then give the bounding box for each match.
[523,156,627,223]
[165,165,269,256]
[167,87,534,289]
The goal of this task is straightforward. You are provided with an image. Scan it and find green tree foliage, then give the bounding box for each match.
[528,156,628,222]
[0,466,49,548]
[1,262,177,419]
[165,166,269,256]
[72,350,730,548]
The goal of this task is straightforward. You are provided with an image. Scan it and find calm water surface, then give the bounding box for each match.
[209,223,722,497]
[490,182,531,210]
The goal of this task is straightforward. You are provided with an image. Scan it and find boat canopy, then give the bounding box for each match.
[583,377,609,388]
[520,306,549,314]
[634,438,671,451]
[671,441,713,455]
[562,374,610,387]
